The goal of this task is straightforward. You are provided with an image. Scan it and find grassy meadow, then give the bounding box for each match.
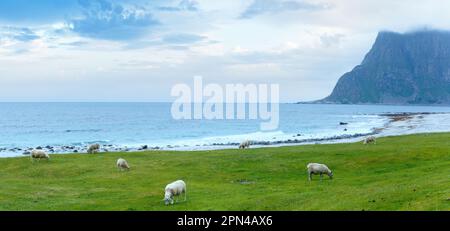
[0,133,449,211]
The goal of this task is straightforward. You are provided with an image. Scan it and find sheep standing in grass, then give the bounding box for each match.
[164,180,186,205]
[87,144,100,154]
[239,140,251,149]
[30,150,50,161]
[363,136,377,144]
[116,158,130,171]
[307,163,333,181]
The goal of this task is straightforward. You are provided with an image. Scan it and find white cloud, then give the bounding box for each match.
[2,0,450,102]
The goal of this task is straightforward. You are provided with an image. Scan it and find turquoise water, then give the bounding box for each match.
[1,103,450,157]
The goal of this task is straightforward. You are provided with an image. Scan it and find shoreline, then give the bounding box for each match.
[2,131,450,160]
[1,111,450,158]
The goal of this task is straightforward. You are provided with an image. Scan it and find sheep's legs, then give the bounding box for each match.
[308,172,312,181]
[320,173,323,181]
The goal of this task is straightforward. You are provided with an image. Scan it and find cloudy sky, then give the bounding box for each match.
[1,0,450,102]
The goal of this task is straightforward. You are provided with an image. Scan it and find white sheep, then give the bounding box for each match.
[164,180,187,205]
[239,140,251,149]
[87,144,100,154]
[116,158,130,171]
[363,136,377,144]
[307,163,333,181]
[30,150,50,161]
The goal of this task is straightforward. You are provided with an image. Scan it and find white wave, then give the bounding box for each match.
[2,112,449,157]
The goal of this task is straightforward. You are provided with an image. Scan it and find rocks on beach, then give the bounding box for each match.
[1,112,446,156]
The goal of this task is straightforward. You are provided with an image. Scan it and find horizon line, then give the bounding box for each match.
[0,101,297,104]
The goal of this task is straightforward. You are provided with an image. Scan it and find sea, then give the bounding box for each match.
[1,102,450,157]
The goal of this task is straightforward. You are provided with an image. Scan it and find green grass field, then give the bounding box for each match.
[0,133,449,211]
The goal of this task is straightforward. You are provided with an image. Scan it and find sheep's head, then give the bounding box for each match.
[164,192,173,205]
[328,171,333,179]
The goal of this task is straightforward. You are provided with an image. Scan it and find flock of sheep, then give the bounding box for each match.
[29,144,188,206]
[28,136,377,206]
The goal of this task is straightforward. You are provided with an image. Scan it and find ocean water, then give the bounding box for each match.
[1,102,450,157]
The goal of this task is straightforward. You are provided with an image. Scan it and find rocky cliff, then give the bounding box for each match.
[320,30,450,104]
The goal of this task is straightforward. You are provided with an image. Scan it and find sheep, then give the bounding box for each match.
[363,136,377,144]
[87,144,100,154]
[116,158,130,171]
[163,180,187,205]
[30,150,50,161]
[239,140,251,149]
[307,163,333,181]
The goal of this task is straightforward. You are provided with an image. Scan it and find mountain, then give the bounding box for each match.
[319,30,450,105]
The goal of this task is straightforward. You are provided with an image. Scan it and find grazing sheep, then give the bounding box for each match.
[30,150,50,161]
[307,163,333,181]
[164,180,187,205]
[116,158,130,171]
[239,140,251,149]
[363,136,377,144]
[87,144,100,154]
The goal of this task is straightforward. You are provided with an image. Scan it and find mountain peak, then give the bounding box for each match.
[320,30,450,105]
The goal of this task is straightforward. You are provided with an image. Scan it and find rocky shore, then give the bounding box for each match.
[0,112,448,157]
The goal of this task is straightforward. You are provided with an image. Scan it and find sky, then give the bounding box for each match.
[1,0,450,102]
